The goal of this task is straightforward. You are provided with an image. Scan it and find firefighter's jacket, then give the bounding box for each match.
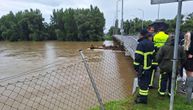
[134,39,155,72]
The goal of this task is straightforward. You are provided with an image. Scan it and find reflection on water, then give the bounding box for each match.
[45,42,56,64]
[115,52,136,94]
[100,50,135,95]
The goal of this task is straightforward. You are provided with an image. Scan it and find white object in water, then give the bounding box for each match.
[103,40,113,47]
[132,77,138,94]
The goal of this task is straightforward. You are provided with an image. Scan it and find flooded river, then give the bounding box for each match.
[0,41,135,110]
[0,41,102,79]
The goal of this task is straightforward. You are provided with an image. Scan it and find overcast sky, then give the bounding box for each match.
[0,0,193,31]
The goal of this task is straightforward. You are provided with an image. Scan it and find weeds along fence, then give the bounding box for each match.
[0,50,130,110]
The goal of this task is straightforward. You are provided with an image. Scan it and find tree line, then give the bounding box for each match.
[0,5,105,41]
[108,12,193,35]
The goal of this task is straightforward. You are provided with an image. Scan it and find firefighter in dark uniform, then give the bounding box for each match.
[156,36,186,96]
[134,32,155,104]
[149,28,169,88]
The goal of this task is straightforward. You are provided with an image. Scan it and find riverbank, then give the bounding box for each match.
[90,89,193,110]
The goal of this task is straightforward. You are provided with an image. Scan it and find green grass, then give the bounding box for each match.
[103,35,112,40]
[90,99,131,110]
[90,90,193,110]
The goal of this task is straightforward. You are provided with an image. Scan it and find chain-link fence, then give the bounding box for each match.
[113,35,138,59]
[0,50,132,110]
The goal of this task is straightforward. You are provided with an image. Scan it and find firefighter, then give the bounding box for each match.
[156,36,186,96]
[138,29,148,42]
[153,28,169,50]
[147,25,155,35]
[149,27,169,88]
[134,32,154,104]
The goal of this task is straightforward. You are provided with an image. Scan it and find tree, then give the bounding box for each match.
[181,13,193,32]
[50,5,105,41]
[111,17,152,35]
[0,9,46,41]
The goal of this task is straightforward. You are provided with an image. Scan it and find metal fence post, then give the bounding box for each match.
[170,0,183,110]
[79,50,105,110]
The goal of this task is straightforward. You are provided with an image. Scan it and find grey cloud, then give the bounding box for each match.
[9,0,64,6]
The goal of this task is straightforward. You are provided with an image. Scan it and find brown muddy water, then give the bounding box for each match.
[0,41,101,79]
[0,41,135,110]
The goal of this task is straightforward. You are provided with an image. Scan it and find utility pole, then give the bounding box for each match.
[158,4,160,20]
[138,8,144,29]
[120,0,124,35]
[115,0,120,35]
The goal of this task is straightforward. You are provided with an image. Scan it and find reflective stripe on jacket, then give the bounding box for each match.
[133,39,155,71]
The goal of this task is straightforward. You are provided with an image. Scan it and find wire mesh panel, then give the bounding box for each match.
[87,51,131,104]
[0,50,133,110]
[113,35,138,59]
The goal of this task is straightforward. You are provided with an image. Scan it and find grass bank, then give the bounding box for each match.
[90,90,193,110]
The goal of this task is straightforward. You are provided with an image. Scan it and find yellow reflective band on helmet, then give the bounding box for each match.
[139,89,148,96]
[133,62,140,65]
[135,50,144,55]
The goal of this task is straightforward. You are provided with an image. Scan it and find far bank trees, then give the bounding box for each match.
[108,12,193,36]
[0,5,105,41]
